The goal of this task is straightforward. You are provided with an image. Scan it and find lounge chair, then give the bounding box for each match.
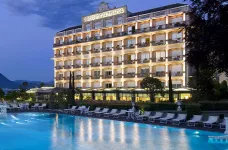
[172,114,187,125]
[95,108,109,116]
[148,112,163,122]
[136,111,151,121]
[203,116,219,128]
[39,103,47,110]
[73,106,86,114]
[83,106,90,115]
[104,109,118,118]
[87,107,101,116]
[187,115,203,126]
[113,109,127,118]
[63,106,76,113]
[31,103,39,110]
[160,113,175,124]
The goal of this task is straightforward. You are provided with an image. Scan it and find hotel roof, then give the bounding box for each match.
[59,3,187,32]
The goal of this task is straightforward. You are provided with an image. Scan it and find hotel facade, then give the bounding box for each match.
[53,3,191,102]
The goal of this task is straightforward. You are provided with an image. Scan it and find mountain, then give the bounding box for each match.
[0,73,54,89]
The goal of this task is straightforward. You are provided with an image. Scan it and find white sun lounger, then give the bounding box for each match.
[220,119,226,129]
[31,103,39,110]
[203,116,219,128]
[160,113,175,124]
[83,106,90,115]
[113,110,127,118]
[87,107,101,116]
[95,108,109,116]
[71,106,86,114]
[104,109,118,118]
[148,112,163,122]
[172,114,187,125]
[136,111,151,121]
[187,115,202,126]
[39,104,47,110]
[64,106,76,113]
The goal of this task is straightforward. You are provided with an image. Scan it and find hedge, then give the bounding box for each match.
[199,101,228,111]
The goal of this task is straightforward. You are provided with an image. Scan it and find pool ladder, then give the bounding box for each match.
[208,136,228,144]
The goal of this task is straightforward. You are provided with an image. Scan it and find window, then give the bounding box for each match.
[171,17,183,24]
[105,19,112,27]
[105,83,112,88]
[117,16,123,24]
[172,32,182,40]
[67,48,72,53]
[155,66,165,72]
[156,34,166,41]
[117,28,122,33]
[141,53,150,60]
[68,37,72,42]
[85,45,90,51]
[60,39,63,44]
[105,42,112,48]
[85,24,90,31]
[105,71,112,76]
[140,23,149,29]
[94,21,101,29]
[94,58,100,63]
[76,36,81,41]
[171,50,182,57]
[172,80,182,88]
[127,39,135,46]
[94,82,100,88]
[116,82,122,88]
[141,68,149,74]
[94,71,100,76]
[171,65,182,72]
[156,51,166,58]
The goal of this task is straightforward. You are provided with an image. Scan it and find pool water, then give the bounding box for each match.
[0,113,227,150]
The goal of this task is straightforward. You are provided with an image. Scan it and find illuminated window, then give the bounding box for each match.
[85,24,90,31]
[94,21,101,29]
[105,19,112,27]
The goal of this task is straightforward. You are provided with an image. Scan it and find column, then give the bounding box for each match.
[165,15,169,24]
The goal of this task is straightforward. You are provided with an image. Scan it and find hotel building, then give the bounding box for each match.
[53,3,191,102]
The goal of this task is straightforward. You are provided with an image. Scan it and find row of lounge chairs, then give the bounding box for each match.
[63,106,226,129]
[5,103,46,111]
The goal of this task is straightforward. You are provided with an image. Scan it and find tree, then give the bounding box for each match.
[39,82,45,88]
[0,88,5,100]
[22,82,29,90]
[168,71,174,103]
[140,76,164,102]
[68,71,75,106]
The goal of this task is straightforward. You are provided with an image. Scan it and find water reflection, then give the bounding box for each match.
[79,120,85,142]
[110,121,115,142]
[132,124,139,146]
[120,122,125,143]
[98,119,104,141]
[88,118,92,142]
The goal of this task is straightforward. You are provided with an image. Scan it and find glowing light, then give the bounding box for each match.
[194,131,199,134]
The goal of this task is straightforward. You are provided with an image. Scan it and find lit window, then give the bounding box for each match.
[105,19,112,27]
[94,21,101,29]
[85,24,90,31]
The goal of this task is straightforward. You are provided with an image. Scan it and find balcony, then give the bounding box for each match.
[54,54,63,58]
[137,59,150,64]
[55,77,64,80]
[102,75,112,79]
[65,76,70,80]
[64,65,72,69]
[83,64,90,68]
[64,52,73,56]
[91,75,100,79]
[102,62,112,66]
[91,49,100,53]
[124,44,135,50]
[114,73,122,78]
[137,73,150,78]
[83,75,90,79]
[152,71,166,77]
[168,39,183,44]
[53,22,186,48]
[75,75,82,80]
[102,34,112,39]
[102,47,112,52]
[151,40,166,46]
[113,45,122,51]
[124,73,136,78]
[113,62,122,65]
[55,66,63,70]
[172,71,183,76]
[82,51,90,55]
[137,42,150,48]
[91,63,100,67]
[152,57,166,62]
[124,60,135,65]
[73,64,81,68]
[73,51,81,55]
[168,56,183,61]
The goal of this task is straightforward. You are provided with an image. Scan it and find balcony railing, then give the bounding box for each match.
[82,51,90,54]
[151,40,166,46]
[75,75,82,80]
[54,54,63,58]
[91,49,100,53]
[168,39,183,44]
[102,75,112,79]
[91,76,100,79]
[64,52,73,56]
[55,77,64,80]
[137,59,150,64]
[113,45,122,51]
[172,71,183,76]
[137,42,150,48]
[124,60,136,65]
[113,62,122,65]
[114,74,122,78]
[91,63,100,67]
[103,34,112,39]
[64,65,72,69]
[152,71,166,77]
[53,22,186,48]
[102,47,112,52]
[137,73,150,78]
[168,56,183,61]
[55,66,63,70]
[83,64,90,68]
[124,73,136,78]
[124,44,135,50]
[73,64,81,68]
[73,51,81,55]
[102,62,112,66]
[152,57,166,62]
[83,75,90,79]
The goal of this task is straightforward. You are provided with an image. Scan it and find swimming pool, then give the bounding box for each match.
[0,113,226,150]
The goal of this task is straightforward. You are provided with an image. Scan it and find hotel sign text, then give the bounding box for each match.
[83,7,126,22]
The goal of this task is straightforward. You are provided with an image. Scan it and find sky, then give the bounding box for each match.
[0,0,184,82]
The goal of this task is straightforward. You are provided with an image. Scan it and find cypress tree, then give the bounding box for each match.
[169,70,174,103]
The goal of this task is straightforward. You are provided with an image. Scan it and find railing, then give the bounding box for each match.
[152,71,166,77]
[168,56,183,61]
[153,10,166,17]
[168,39,183,44]
[137,73,150,78]
[172,72,183,76]
[151,40,166,46]
[53,23,186,48]
[152,57,166,62]
[83,75,90,79]
[124,73,136,78]
[73,51,81,55]
[114,74,122,78]
[102,62,112,66]
[113,46,122,51]
[91,49,100,53]
[138,14,150,20]
[83,64,90,68]
[55,66,63,70]
[137,42,150,48]
[82,51,90,54]
[64,65,72,69]
[75,75,82,80]
[91,63,100,67]
[54,54,63,58]
[124,60,136,65]
[102,47,112,52]
[55,77,64,80]
[124,44,135,50]
[91,76,100,79]
[102,75,112,79]
[73,64,81,68]
[113,62,122,65]
[137,59,150,64]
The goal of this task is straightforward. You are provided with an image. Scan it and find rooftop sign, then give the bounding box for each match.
[83,7,126,22]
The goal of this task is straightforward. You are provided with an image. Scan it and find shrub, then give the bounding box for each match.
[185,104,201,120]
[199,101,228,111]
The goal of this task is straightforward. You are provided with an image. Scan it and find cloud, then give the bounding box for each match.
[4,0,113,30]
